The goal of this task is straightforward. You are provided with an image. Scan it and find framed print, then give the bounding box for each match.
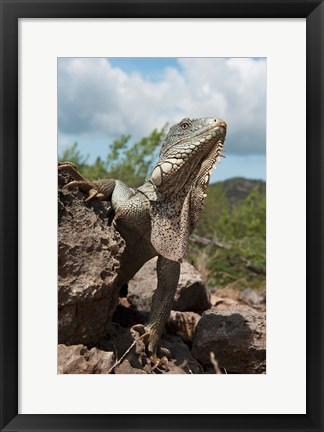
[1,0,323,431]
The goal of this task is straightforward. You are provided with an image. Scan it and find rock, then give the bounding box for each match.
[192,305,266,374]
[112,300,148,328]
[166,311,201,343]
[128,257,211,313]
[99,324,202,374]
[100,323,150,371]
[239,288,266,306]
[210,294,239,310]
[100,323,135,358]
[58,169,125,345]
[58,344,115,374]
[164,365,188,374]
[162,336,203,374]
[114,359,147,374]
[173,262,211,311]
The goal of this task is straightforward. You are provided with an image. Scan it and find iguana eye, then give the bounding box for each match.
[180,122,189,130]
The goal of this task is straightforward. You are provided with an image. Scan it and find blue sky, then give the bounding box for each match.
[58,57,266,181]
[109,58,179,80]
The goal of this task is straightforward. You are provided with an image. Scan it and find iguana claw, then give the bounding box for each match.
[131,323,170,369]
[58,162,116,202]
[150,355,168,371]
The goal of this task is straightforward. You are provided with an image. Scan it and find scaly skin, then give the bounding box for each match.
[59,117,227,367]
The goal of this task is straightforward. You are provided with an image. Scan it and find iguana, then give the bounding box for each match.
[59,117,227,367]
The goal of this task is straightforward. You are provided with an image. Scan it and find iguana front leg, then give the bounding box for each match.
[134,256,180,366]
[58,162,116,202]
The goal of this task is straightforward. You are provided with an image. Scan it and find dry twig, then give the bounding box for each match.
[107,332,149,374]
[210,351,222,374]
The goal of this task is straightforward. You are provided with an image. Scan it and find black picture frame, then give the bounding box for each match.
[1,1,323,431]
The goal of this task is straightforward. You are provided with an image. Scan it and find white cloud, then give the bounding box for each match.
[58,57,266,155]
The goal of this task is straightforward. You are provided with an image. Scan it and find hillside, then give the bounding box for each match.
[213,177,266,205]
[189,177,266,290]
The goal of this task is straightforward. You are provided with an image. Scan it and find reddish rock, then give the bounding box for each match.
[58,344,115,374]
[58,169,125,346]
[166,311,201,343]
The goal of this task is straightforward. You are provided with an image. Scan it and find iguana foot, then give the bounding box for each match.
[58,162,116,202]
[150,355,168,371]
[131,324,170,369]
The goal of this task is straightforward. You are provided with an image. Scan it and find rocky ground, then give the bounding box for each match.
[58,169,266,374]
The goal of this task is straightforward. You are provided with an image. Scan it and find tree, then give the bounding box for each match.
[59,125,167,187]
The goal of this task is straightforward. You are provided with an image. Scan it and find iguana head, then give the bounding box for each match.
[146,117,227,262]
[150,117,226,196]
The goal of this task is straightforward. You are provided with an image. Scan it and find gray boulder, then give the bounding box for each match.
[192,305,266,374]
[128,257,211,313]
